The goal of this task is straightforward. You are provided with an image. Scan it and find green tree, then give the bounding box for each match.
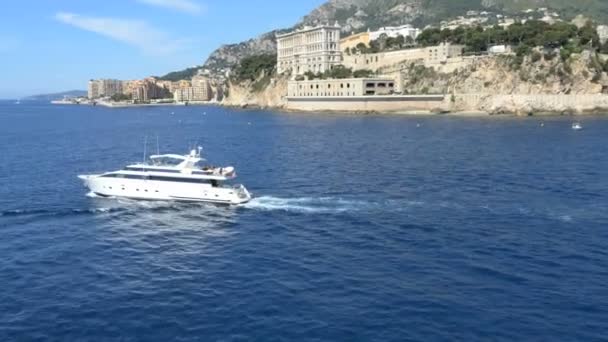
[233,54,277,81]
[324,65,353,79]
[353,69,374,78]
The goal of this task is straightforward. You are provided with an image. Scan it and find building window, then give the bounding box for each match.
[340,83,344,88]
[389,83,394,87]
[366,83,375,88]
[377,83,386,87]
[328,84,331,88]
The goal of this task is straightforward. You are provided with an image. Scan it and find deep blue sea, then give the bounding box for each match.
[0,100,607,341]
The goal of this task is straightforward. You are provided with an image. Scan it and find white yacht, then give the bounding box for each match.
[572,122,583,131]
[78,147,251,205]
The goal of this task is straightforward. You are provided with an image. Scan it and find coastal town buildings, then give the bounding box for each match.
[276,23,342,75]
[174,74,212,102]
[87,79,123,99]
[191,75,212,100]
[369,25,421,41]
[287,78,396,97]
[87,80,99,99]
[131,77,171,102]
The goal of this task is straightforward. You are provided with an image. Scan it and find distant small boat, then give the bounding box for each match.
[15,99,20,105]
[572,122,583,131]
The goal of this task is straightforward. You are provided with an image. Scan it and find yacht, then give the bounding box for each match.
[78,147,252,205]
[572,122,583,131]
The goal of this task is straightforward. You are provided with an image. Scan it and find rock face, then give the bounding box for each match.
[222,76,288,109]
[203,31,278,76]
[224,51,608,115]
[399,51,605,97]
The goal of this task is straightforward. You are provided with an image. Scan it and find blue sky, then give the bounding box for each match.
[0,0,326,98]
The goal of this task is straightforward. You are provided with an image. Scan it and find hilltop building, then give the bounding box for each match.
[369,25,421,41]
[276,23,342,75]
[340,31,371,52]
[342,43,465,71]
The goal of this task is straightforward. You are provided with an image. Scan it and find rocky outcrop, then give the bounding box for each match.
[222,76,288,109]
[202,31,278,75]
[387,49,606,106]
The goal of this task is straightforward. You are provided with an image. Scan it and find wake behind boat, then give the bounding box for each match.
[78,147,251,205]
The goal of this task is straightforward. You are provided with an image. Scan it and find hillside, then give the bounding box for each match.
[24,90,87,101]
[196,0,608,77]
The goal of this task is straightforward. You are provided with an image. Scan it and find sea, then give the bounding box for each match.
[0,100,607,341]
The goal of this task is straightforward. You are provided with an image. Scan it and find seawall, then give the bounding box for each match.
[286,95,445,113]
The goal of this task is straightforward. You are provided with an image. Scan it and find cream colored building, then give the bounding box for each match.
[277,24,342,75]
[87,80,100,99]
[342,43,464,71]
[174,75,212,102]
[288,78,396,97]
[340,31,371,52]
[87,79,122,99]
[174,87,195,102]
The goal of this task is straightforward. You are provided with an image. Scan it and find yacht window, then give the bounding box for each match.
[148,176,211,184]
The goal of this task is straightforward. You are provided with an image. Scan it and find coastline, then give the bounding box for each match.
[55,97,608,117]
[221,102,608,117]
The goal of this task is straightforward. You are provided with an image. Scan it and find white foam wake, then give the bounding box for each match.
[243,196,369,213]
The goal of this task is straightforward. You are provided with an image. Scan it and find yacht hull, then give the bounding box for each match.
[79,175,251,205]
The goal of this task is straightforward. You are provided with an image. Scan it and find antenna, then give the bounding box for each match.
[143,136,148,170]
[156,135,160,156]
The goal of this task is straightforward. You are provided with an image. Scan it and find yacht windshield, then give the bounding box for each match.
[150,157,183,167]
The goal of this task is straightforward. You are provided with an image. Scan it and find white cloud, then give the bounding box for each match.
[54,12,190,55]
[135,0,204,14]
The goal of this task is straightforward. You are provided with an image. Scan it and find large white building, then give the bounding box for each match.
[369,25,421,41]
[87,79,123,99]
[288,78,396,97]
[276,24,342,75]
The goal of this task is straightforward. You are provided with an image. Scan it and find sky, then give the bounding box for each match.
[0,0,327,98]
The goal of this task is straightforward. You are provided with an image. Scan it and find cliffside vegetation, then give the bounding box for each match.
[231,54,277,92]
[157,67,201,81]
[301,66,375,80]
[416,20,605,57]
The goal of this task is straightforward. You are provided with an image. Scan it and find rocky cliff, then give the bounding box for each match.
[397,51,605,96]
[202,31,278,76]
[222,76,288,109]
[223,50,608,115]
